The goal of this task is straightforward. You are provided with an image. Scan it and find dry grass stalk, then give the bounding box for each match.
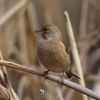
[79,0,89,73]
[42,0,67,42]
[1,18,18,59]
[26,2,39,64]
[79,0,89,39]
[0,51,19,100]
[54,83,64,100]
[65,89,75,100]
[89,0,100,10]
[0,0,30,26]
[64,11,88,100]
[0,84,11,100]
[0,60,99,99]
[85,74,100,81]
[18,14,29,61]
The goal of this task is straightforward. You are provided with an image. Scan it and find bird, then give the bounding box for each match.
[35,23,80,79]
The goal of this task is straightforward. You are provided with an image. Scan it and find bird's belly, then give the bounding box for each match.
[37,42,70,72]
[39,53,66,72]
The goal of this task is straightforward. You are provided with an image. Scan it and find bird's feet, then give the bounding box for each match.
[43,70,49,81]
[58,72,65,84]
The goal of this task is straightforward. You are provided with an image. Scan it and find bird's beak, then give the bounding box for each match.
[35,28,43,35]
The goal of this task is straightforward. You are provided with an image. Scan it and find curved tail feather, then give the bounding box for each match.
[66,68,80,79]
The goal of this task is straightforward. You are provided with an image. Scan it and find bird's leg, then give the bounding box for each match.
[61,71,65,83]
[43,70,50,81]
[58,71,65,84]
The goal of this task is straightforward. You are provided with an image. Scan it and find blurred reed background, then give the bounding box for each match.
[0,0,100,100]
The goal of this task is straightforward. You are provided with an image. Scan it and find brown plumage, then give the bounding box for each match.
[35,23,80,79]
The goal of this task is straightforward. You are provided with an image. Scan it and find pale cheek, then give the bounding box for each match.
[48,37,53,40]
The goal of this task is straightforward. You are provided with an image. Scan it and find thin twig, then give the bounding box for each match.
[0,60,99,100]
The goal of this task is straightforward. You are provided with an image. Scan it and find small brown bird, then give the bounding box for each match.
[35,23,80,79]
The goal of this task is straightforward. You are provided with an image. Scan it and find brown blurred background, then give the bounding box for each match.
[0,0,100,100]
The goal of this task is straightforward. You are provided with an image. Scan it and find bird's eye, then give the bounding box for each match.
[43,28,47,31]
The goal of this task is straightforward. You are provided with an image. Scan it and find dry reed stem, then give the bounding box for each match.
[79,0,88,39]
[85,74,100,81]
[0,51,19,100]
[65,89,75,100]
[3,18,18,59]
[13,46,30,66]
[18,14,29,60]
[79,0,89,73]
[43,0,67,42]
[89,0,100,10]
[26,2,39,64]
[64,11,88,100]
[54,83,64,100]
[0,60,99,100]
[0,0,30,26]
[0,84,11,100]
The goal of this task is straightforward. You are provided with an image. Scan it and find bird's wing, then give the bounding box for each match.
[61,41,70,55]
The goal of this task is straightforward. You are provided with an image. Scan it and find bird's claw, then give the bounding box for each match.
[43,70,49,81]
[58,76,64,84]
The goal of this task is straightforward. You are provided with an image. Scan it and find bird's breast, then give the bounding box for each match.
[37,40,70,72]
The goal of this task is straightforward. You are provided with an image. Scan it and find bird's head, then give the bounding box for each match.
[35,23,62,40]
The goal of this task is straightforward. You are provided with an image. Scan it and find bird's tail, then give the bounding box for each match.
[65,68,80,79]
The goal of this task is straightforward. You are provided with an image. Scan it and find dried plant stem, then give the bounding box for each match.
[0,60,100,100]
[89,0,100,10]
[0,51,19,100]
[0,0,30,26]
[54,83,64,100]
[65,89,75,100]
[64,11,88,100]
[79,0,88,38]
[85,74,100,81]
[79,0,89,74]
[0,84,11,100]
